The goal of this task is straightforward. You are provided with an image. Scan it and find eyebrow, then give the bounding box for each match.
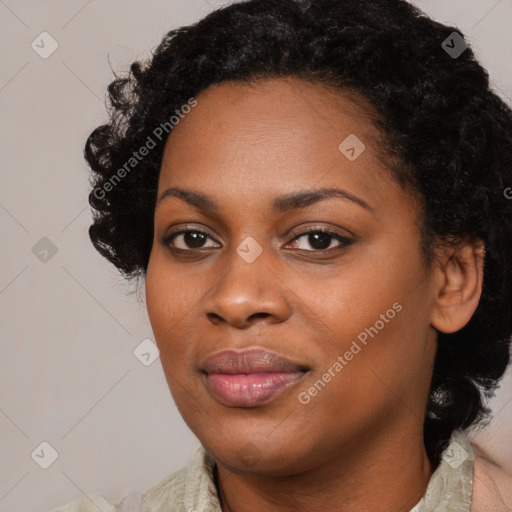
[157,186,373,213]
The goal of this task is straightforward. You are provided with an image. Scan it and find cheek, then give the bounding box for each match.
[145,259,171,340]
[145,252,189,361]
[280,258,404,350]
[145,249,214,379]
[294,307,428,440]
[146,247,193,329]
[145,256,205,414]
[296,254,432,401]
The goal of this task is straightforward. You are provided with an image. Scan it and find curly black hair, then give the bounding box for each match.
[84,0,512,468]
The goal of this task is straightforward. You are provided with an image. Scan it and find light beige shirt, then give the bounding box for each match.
[53,429,474,512]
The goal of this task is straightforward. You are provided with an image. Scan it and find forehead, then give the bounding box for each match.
[157,77,409,211]
[163,77,383,158]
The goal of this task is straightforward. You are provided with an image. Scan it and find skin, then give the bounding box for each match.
[145,77,486,511]
[472,444,512,511]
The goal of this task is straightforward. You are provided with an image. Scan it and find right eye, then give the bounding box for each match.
[162,229,221,251]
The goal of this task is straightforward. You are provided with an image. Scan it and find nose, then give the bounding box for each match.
[202,250,292,329]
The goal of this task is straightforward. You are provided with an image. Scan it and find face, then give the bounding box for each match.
[145,77,439,475]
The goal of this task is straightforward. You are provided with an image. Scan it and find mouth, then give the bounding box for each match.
[201,348,310,407]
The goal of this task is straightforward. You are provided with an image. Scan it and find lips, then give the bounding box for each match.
[201,349,309,407]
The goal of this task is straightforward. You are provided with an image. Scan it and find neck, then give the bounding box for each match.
[214,422,433,512]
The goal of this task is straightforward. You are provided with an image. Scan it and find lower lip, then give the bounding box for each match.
[203,371,306,407]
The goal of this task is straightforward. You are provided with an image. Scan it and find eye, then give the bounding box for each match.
[285,227,354,252]
[161,226,354,253]
[163,228,220,250]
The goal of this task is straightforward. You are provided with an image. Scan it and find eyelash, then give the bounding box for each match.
[161,226,354,254]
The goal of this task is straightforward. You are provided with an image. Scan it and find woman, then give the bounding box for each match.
[55,0,512,510]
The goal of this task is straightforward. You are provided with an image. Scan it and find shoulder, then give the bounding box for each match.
[51,494,117,512]
[51,475,185,512]
[471,443,512,512]
[52,447,207,512]
[51,473,187,512]
[52,491,145,511]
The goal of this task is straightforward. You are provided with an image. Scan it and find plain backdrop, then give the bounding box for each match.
[0,1,511,511]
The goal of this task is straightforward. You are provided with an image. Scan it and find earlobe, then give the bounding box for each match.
[430,239,485,334]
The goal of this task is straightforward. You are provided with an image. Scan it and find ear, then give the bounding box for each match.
[430,238,485,334]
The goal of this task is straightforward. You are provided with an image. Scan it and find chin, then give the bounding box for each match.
[198,427,319,476]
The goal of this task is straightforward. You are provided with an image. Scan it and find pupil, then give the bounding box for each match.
[185,232,206,248]
[309,232,331,250]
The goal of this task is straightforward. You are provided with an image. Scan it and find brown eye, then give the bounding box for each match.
[164,230,220,250]
[287,228,354,252]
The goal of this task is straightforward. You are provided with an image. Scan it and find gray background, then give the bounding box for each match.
[0,1,511,510]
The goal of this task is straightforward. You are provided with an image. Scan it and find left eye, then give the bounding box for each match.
[287,229,353,252]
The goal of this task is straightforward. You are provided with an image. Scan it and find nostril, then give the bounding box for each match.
[249,312,271,320]
[206,312,224,325]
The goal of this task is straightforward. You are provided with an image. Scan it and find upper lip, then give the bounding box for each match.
[201,348,309,374]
